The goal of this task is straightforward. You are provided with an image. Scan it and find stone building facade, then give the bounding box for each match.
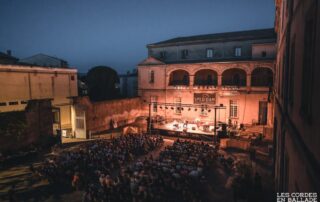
[138,29,276,127]
[0,64,78,136]
[274,0,320,193]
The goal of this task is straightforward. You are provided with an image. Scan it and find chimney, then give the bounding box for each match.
[6,50,11,56]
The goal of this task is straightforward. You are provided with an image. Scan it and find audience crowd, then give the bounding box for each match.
[83,139,217,202]
[38,135,218,201]
[38,134,163,186]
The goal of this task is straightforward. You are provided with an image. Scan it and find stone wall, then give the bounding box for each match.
[74,97,144,136]
[0,99,53,153]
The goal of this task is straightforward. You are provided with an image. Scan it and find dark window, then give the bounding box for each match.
[300,9,316,122]
[71,75,75,80]
[21,101,28,104]
[261,51,267,57]
[181,49,188,59]
[9,101,18,105]
[0,102,7,106]
[149,70,155,83]
[53,111,60,124]
[160,51,166,59]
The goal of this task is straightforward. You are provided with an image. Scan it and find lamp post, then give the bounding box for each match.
[213,104,226,144]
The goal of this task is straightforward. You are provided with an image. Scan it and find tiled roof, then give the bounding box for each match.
[148,28,276,47]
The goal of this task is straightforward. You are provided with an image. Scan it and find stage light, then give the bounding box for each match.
[208,109,211,112]
[165,107,168,109]
[181,107,184,110]
[201,109,204,112]
[188,108,191,111]
[160,106,163,109]
[195,108,197,111]
[171,107,174,110]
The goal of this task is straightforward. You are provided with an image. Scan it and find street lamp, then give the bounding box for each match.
[213,104,226,144]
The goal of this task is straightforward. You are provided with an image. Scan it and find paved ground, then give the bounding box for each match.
[0,137,274,202]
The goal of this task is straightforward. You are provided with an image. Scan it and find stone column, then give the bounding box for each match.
[217,75,222,87]
[246,74,251,90]
[189,75,194,87]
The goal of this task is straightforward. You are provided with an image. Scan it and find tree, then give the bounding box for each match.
[86,66,120,101]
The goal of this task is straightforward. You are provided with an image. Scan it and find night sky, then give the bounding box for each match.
[0,0,275,73]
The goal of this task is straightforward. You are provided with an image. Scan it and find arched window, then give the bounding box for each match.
[194,69,218,86]
[251,67,273,87]
[222,68,246,86]
[169,70,190,86]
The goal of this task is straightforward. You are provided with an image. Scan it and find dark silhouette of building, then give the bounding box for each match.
[0,50,18,64]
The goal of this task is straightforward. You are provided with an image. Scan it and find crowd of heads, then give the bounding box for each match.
[37,134,163,186]
[37,134,218,201]
[83,139,217,202]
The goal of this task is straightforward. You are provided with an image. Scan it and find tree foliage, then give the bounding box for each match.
[87,66,120,101]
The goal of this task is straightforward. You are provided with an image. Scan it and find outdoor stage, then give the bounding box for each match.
[153,120,218,137]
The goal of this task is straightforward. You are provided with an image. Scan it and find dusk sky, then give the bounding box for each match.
[0,0,275,73]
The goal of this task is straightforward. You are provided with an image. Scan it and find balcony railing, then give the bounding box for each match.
[194,79,217,86]
[169,80,189,86]
[222,79,246,86]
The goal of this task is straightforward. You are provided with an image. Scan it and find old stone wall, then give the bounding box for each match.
[75,97,144,135]
[0,99,53,153]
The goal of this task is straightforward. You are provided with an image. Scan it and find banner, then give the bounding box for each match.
[194,93,216,104]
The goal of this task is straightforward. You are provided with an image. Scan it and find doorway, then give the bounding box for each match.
[258,101,268,125]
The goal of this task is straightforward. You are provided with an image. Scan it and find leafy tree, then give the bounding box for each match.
[87,66,120,101]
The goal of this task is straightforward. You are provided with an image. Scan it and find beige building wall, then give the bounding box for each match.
[0,64,78,132]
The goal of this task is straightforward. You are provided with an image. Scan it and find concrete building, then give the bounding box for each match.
[0,64,78,136]
[138,29,276,128]
[20,53,68,68]
[274,0,320,193]
[119,70,138,98]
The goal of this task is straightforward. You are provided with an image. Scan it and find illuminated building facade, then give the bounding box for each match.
[0,64,78,136]
[138,29,276,127]
[274,0,320,192]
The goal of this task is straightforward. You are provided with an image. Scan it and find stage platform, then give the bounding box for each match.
[153,121,216,136]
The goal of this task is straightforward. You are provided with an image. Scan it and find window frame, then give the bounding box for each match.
[181,49,189,59]
[160,51,166,59]
[229,100,238,118]
[206,48,214,58]
[235,47,242,57]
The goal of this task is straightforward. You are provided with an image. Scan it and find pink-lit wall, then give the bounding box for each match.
[138,58,275,126]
